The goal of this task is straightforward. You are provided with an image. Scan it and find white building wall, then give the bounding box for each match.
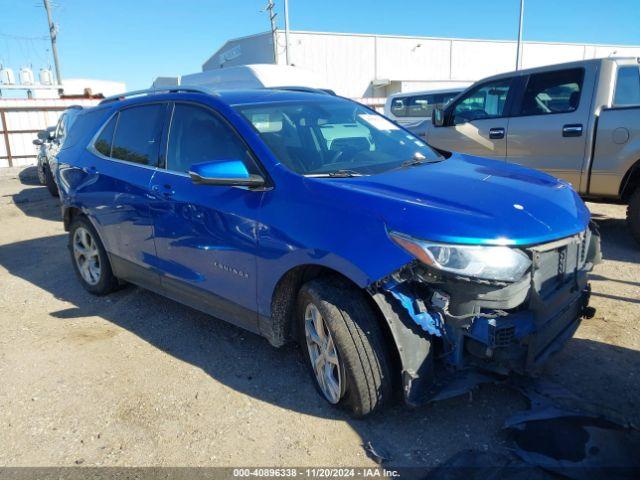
[204,30,640,100]
[0,98,100,168]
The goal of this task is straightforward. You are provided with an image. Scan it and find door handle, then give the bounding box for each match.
[562,124,583,137]
[489,127,505,140]
[151,184,175,198]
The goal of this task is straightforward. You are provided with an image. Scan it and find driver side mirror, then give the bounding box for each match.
[37,130,51,141]
[33,139,43,146]
[432,108,445,127]
[189,159,265,188]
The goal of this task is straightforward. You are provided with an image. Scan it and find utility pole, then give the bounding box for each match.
[43,0,62,84]
[266,0,278,63]
[284,0,290,65]
[515,0,524,70]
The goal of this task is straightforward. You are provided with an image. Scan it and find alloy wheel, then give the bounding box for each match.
[73,227,101,286]
[304,303,342,404]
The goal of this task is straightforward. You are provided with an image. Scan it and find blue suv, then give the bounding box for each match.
[56,87,600,416]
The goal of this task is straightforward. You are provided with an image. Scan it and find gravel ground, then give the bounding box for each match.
[0,166,638,468]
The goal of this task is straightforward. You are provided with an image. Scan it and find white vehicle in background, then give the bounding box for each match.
[152,64,334,94]
[384,88,466,137]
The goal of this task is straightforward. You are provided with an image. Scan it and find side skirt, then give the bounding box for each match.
[110,254,261,336]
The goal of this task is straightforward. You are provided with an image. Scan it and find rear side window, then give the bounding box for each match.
[166,103,252,173]
[94,114,117,157]
[519,68,584,116]
[110,104,165,166]
[614,66,640,106]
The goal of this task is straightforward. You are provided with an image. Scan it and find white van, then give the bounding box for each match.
[152,64,331,93]
[384,88,466,137]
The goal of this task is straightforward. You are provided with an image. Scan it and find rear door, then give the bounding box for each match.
[505,67,591,187]
[149,102,264,332]
[427,78,515,160]
[83,102,167,284]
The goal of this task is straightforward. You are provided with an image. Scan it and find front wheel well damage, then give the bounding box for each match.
[266,264,402,387]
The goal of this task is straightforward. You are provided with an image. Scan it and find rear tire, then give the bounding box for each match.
[44,163,59,197]
[69,216,118,295]
[627,187,640,245]
[297,277,393,417]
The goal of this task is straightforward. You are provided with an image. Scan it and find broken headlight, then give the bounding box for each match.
[390,232,531,282]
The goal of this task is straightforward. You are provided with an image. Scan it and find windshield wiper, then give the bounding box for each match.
[400,158,428,168]
[306,169,364,178]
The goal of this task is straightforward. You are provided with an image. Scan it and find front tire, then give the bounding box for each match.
[69,216,118,295]
[627,187,640,245]
[297,278,393,417]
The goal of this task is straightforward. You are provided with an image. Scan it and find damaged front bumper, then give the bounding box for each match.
[370,225,602,406]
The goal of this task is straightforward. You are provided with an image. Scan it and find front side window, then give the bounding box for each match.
[452,80,511,124]
[55,114,67,143]
[110,104,165,166]
[237,99,442,176]
[390,97,407,117]
[166,103,252,173]
[519,68,584,116]
[614,66,640,106]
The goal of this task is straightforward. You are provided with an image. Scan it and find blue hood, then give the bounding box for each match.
[326,154,590,246]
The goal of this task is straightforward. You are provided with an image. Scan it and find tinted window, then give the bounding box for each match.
[166,104,251,173]
[111,104,164,166]
[94,114,117,157]
[614,66,640,106]
[452,79,511,124]
[519,68,584,116]
[391,92,460,118]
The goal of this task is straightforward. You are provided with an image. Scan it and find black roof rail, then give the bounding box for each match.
[99,86,214,105]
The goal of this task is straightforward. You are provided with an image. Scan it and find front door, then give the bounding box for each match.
[426,78,514,160]
[505,67,591,187]
[150,102,264,331]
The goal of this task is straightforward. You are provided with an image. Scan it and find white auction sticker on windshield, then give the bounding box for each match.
[358,114,399,131]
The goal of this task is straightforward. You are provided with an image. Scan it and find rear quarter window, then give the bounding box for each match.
[60,108,110,151]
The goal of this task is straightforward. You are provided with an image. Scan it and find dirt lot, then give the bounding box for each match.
[0,166,638,468]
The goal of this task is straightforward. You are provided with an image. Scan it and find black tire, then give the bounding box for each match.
[627,187,640,245]
[297,277,393,417]
[44,163,59,197]
[68,216,119,295]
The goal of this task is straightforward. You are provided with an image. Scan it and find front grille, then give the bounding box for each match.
[490,324,516,347]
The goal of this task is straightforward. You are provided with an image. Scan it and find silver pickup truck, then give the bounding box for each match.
[426,57,640,244]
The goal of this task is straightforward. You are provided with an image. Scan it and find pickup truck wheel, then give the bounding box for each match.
[297,278,392,417]
[627,188,640,245]
[44,164,59,197]
[69,217,118,295]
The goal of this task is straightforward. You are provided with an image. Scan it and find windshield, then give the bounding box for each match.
[236,99,442,176]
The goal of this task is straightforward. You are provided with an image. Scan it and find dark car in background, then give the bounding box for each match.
[33,105,83,196]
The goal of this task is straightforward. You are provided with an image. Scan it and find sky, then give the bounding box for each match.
[1,0,639,91]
